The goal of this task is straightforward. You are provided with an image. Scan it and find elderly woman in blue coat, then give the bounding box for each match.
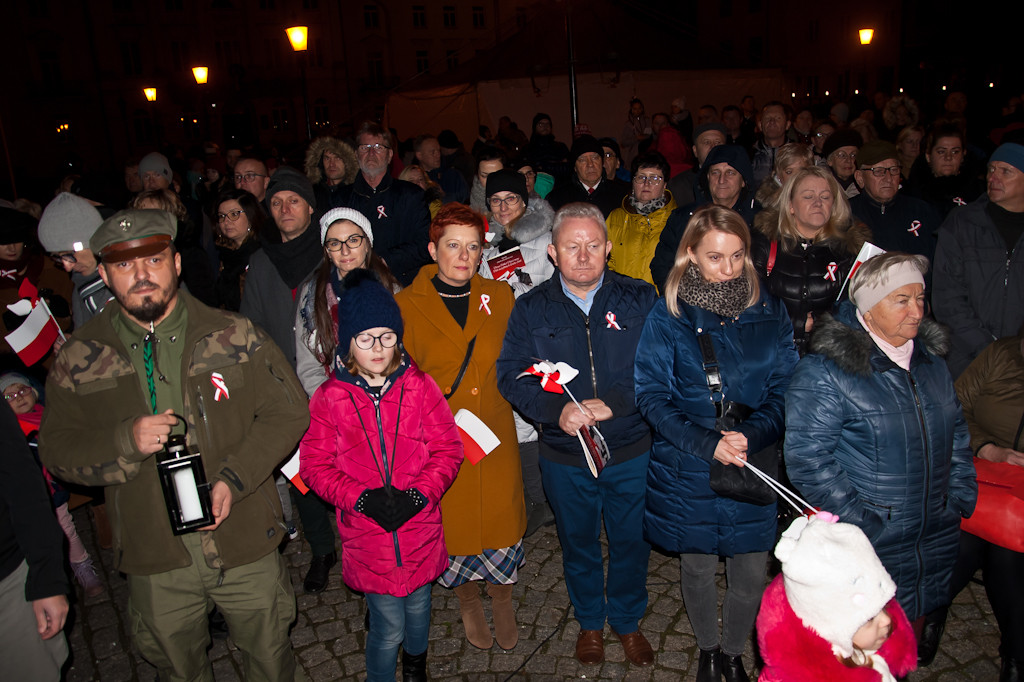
[784,251,977,666]
[635,204,798,682]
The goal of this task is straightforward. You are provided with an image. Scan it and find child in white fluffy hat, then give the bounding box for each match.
[756,512,918,681]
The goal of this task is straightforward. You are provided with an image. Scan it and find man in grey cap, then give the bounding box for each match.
[240,166,340,593]
[37,192,114,330]
[138,152,174,192]
[39,208,310,682]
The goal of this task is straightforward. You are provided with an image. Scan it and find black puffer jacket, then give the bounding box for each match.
[751,213,871,355]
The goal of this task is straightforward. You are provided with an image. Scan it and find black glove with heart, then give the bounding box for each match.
[387,488,427,532]
[355,487,399,530]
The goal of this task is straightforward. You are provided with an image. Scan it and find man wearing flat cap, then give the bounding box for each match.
[546,135,630,218]
[934,142,1024,377]
[39,209,311,682]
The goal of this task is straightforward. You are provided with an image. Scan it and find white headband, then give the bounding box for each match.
[852,260,925,314]
[319,207,373,246]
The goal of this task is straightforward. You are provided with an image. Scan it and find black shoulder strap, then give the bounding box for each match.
[444,336,477,400]
[697,333,723,402]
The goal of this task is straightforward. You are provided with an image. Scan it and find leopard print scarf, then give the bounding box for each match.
[677,264,751,318]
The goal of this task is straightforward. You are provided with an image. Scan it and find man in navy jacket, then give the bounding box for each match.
[497,203,657,667]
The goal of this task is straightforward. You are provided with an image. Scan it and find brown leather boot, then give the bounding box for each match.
[486,582,518,650]
[453,582,492,649]
[92,503,113,550]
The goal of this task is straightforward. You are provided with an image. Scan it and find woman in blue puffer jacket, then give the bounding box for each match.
[635,204,798,682]
[784,251,977,665]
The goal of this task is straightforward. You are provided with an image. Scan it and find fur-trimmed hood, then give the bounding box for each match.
[754,206,872,259]
[490,197,554,244]
[304,137,358,186]
[808,303,950,376]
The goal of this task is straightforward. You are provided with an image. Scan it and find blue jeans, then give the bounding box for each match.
[364,583,432,682]
[541,452,651,633]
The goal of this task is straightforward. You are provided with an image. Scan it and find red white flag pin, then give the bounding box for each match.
[605,311,622,330]
[823,262,838,281]
[210,372,230,401]
[479,293,491,315]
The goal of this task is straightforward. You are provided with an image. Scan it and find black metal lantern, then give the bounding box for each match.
[156,425,214,535]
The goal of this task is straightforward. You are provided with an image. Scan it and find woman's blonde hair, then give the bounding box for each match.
[130,188,188,222]
[664,204,760,317]
[775,166,853,247]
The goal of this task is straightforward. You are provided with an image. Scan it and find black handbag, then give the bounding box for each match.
[697,333,778,506]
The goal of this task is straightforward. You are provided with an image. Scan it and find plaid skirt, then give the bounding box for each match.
[437,541,525,587]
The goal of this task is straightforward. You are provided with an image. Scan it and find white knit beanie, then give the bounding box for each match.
[775,513,896,658]
[319,207,373,246]
[37,192,104,253]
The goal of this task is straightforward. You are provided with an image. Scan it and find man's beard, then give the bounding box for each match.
[119,279,175,322]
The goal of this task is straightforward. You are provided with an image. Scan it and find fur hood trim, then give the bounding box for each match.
[494,197,554,244]
[304,137,358,186]
[754,209,871,258]
[808,309,950,376]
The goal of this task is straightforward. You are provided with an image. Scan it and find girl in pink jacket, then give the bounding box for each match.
[300,269,463,682]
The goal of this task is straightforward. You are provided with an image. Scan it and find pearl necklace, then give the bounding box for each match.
[436,290,471,299]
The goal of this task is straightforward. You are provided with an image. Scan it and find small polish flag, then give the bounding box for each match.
[454,409,500,465]
[280,447,310,495]
[5,297,62,366]
[835,241,886,302]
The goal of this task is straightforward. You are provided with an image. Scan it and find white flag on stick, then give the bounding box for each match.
[835,241,886,302]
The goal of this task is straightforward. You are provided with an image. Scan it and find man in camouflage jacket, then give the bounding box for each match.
[39,209,310,682]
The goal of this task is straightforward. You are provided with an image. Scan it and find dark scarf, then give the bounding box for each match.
[261,224,322,290]
[677,264,751,318]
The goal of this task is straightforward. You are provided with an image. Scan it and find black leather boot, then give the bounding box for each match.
[402,649,428,682]
[722,652,750,682]
[917,606,948,667]
[696,647,722,682]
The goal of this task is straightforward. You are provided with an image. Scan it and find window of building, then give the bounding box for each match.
[121,42,142,76]
[215,40,237,68]
[808,19,819,43]
[446,50,458,70]
[412,4,426,28]
[180,112,200,140]
[364,4,379,29]
[171,41,190,72]
[748,36,763,64]
[472,6,484,28]
[134,110,154,146]
[271,102,290,131]
[313,98,329,129]
[312,37,324,68]
[415,50,429,74]
[367,52,384,87]
[443,6,456,28]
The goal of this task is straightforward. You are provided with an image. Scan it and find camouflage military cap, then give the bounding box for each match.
[91,209,177,263]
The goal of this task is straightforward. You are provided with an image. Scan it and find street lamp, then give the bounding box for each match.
[192,66,209,85]
[286,26,312,141]
[144,87,157,102]
[859,28,874,45]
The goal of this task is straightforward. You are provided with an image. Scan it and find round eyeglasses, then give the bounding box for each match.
[354,331,398,350]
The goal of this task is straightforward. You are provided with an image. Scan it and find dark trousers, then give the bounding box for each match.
[951,530,1024,660]
[290,483,337,557]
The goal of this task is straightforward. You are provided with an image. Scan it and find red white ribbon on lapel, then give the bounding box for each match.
[953,196,966,206]
[823,262,838,281]
[376,205,387,219]
[605,311,622,330]
[479,293,491,315]
[210,372,230,401]
[0,269,17,281]
[523,365,564,393]
[908,220,921,237]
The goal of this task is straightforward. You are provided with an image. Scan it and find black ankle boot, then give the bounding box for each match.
[696,647,722,682]
[1002,657,1023,682]
[917,606,948,667]
[402,650,427,682]
[722,652,750,682]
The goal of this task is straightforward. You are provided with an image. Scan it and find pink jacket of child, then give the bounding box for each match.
[757,574,917,681]
[300,357,463,596]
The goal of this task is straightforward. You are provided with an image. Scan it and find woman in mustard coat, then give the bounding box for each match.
[395,204,526,652]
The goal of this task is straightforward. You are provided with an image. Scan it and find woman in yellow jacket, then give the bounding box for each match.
[395,204,526,653]
[606,151,677,286]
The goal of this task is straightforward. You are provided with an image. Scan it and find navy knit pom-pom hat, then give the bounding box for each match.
[335,269,404,354]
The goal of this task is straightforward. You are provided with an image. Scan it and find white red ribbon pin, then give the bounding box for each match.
[516,360,580,394]
[210,372,230,401]
[0,269,17,281]
[823,262,838,281]
[953,197,966,206]
[479,293,491,315]
[908,220,921,237]
[376,205,387,219]
[605,311,622,330]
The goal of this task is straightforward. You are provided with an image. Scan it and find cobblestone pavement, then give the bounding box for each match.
[63,506,1000,681]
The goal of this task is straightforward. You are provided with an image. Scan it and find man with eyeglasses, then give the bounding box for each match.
[37,192,113,330]
[851,141,941,265]
[547,135,629,218]
[241,167,341,593]
[342,121,431,286]
[233,158,270,203]
[934,142,1024,378]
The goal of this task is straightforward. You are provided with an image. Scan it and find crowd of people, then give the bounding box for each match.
[2,88,1023,682]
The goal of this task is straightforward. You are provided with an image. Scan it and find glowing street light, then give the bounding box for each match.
[286,26,308,52]
[192,66,209,85]
[859,28,874,45]
[144,87,157,102]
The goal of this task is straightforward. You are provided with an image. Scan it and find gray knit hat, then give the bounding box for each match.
[38,192,104,253]
[138,152,172,183]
